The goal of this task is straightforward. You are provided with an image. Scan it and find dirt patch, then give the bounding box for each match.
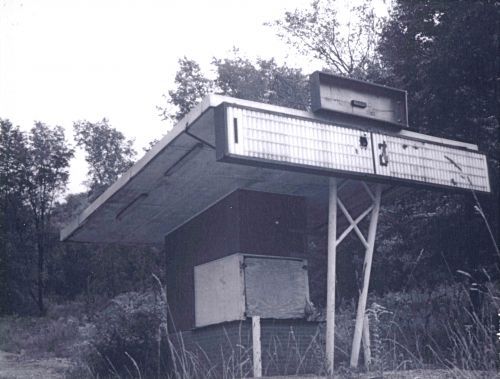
[0,350,71,379]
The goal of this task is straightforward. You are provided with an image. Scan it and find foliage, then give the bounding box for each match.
[269,0,384,78]
[367,280,499,373]
[378,1,499,144]
[0,120,73,315]
[370,0,500,288]
[73,118,136,199]
[162,57,213,122]
[80,291,165,377]
[24,123,74,315]
[0,311,81,358]
[213,53,309,110]
[0,120,30,314]
[160,53,309,122]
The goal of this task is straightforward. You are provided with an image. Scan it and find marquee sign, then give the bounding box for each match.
[215,103,490,193]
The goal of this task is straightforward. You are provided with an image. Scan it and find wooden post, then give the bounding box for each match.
[326,178,338,375]
[350,184,382,368]
[252,316,262,378]
[362,314,371,369]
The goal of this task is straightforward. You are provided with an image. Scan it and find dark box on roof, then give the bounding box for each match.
[310,71,408,129]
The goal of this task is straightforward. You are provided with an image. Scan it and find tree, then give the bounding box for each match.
[378,0,499,144]
[161,54,309,122]
[268,0,383,78]
[23,122,74,314]
[213,54,309,110]
[0,119,30,314]
[161,57,212,122]
[371,0,500,286]
[73,118,136,198]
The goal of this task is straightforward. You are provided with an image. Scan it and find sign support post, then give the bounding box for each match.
[326,180,383,373]
[326,178,338,374]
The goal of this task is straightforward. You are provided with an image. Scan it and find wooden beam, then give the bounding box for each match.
[350,184,382,368]
[252,316,262,377]
[337,198,369,248]
[326,178,338,374]
[336,204,374,246]
[362,314,372,369]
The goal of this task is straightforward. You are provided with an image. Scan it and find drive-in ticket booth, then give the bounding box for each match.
[61,72,490,376]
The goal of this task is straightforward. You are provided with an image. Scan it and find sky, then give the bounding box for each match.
[0,0,383,194]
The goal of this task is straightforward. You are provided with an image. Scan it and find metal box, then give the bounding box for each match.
[310,71,408,129]
[194,253,310,328]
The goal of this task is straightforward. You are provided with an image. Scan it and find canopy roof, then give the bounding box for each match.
[61,95,489,244]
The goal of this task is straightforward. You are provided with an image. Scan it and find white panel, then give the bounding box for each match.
[372,133,490,192]
[227,107,374,174]
[194,254,245,328]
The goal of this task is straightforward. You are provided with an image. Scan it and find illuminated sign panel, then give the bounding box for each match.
[224,106,374,175]
[372,133,490,192]
[216,104,490,193]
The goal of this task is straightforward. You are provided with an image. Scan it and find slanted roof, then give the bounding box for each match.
[61,95,489,244]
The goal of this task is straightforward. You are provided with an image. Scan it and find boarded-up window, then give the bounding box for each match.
[194,254,309,328]
[244,256,309,319]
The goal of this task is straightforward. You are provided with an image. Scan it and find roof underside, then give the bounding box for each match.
[61,95,485,245]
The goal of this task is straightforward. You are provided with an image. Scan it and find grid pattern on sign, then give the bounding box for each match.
[372,133,490,192]
[226,106,374,174]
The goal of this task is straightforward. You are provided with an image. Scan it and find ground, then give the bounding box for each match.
[0,352,497,379]
[0,350,71,379]
[0,301,497,379]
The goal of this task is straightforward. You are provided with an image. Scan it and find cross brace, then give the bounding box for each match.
[326,178,382,374]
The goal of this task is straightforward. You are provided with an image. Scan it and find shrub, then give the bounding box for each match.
[363,280,499,374]
[80,290,165,377]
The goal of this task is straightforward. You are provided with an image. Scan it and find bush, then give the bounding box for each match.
[362,280,499,374]
[79,290,165,378]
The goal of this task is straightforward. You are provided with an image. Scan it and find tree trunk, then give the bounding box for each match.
[37,239,45,316]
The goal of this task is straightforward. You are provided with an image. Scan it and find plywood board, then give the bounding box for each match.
[194,254,245,327]
[244,256,309,319]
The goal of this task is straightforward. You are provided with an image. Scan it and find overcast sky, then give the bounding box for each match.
[0,0,366,193]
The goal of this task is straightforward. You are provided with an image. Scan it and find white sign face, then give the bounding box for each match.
[226,106,374,175]
[220,105,490,193]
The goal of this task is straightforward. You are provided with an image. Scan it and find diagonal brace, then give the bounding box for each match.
[337,198,369,248]
[350,184,382,368]
[336,204,374,246]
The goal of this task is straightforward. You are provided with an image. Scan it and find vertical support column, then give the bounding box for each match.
[252,316,262,378]
[350,184,382,368]
[326,178,338,374]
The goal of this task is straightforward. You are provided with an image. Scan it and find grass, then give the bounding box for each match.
[0,283,498,379]
[0,302,85,358]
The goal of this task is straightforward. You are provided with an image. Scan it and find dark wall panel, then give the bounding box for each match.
[165,189,307,332]
[165,191,241,331]
[239,190,306,258]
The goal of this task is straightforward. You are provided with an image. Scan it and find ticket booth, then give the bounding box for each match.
[61,72,490,377]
